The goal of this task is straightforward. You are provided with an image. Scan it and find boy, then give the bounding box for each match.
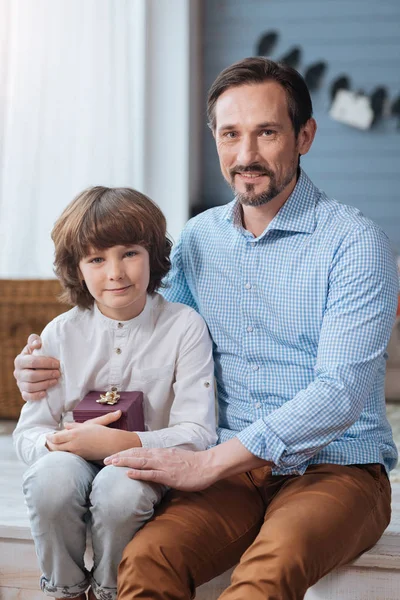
[13,186,217,600]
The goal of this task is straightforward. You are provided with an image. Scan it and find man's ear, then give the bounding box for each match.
[298,118,317,157]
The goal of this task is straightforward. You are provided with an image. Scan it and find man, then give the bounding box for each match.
[14,58,398,599]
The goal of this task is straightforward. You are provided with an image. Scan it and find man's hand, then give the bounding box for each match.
[104,446,218,491]
[46,411,142,461]
[14,334,60,401]
[104,437,270,491]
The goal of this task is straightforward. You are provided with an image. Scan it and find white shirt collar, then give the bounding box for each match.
[93,293,154,331]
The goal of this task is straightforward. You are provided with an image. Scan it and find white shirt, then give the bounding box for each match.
[13,293,217,465]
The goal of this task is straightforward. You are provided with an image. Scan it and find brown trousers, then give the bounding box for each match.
[117,463,391,600]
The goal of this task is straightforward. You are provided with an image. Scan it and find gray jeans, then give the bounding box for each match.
[23,451,166,599]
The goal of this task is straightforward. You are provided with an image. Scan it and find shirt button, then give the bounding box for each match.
[252,364,259,371]
[250,242,256,247]
[115,348,122,355]
[245,283,251,289]
[111,386,118,392]
[118,322,123,328]
[255,402,261,409]
[247,326,253,332]
[204,381,210,388]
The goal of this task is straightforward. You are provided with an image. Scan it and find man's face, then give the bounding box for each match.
[214,81,303,207]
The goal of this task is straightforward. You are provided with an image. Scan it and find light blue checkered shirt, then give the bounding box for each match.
[162,170,399,475]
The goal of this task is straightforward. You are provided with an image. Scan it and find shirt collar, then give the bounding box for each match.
[224,168,317,238]
[93,293,154,331]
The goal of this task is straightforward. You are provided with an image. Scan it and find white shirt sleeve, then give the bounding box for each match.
[13,323,66,465]
[136,310,218,451]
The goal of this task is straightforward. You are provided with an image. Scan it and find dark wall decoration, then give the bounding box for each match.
[256,29,398,131]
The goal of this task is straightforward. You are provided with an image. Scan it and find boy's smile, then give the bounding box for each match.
[79,244,150,320]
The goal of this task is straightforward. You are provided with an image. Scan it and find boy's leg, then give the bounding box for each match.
[23,452,99,597]
[219,463,391,600]
[89,465,166,599]
[117,472,267,600]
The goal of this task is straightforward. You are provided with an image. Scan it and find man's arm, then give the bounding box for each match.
[233,225,399,473]
[14,334,60,401]
[105,437,268,491]
[106,225,399,486]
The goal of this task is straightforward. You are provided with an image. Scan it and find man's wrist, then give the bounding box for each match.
[202,437,270,483]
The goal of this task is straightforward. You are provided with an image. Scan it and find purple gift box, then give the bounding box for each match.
[73,390,145,432]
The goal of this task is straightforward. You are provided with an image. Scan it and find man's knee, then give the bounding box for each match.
[120,519,183,574]
[118,524,193,599]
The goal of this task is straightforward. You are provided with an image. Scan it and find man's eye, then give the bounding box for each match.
[261,129,274,136]
[224,131,237,139]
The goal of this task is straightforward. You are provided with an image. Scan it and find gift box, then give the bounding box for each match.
[73,390,145,432]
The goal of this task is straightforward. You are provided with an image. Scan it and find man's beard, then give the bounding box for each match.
[229,160,298,207]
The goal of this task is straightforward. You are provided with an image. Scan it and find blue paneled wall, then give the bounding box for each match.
[201,0,400,250]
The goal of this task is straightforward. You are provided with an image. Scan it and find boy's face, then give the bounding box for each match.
[79,244,150,320]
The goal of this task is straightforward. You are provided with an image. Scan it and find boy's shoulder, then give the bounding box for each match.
[42,306,92,336]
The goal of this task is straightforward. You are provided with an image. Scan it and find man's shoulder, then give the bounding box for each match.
[183,203,234,237]
[315,189,385,240]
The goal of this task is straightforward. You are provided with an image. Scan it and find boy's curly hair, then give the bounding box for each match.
[52,186,172,309]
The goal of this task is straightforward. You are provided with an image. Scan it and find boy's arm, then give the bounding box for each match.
[13,324,65,465]
[135,309,218,452]
[13,384,64,465]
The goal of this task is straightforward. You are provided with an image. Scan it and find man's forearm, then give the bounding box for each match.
[204,437,271,481]
[104,435,271,491]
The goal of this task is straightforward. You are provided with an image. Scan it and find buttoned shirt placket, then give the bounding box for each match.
[108,321,128,392]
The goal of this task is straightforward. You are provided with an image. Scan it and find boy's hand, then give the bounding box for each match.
[46,411,142,460]
[14,334,60,401]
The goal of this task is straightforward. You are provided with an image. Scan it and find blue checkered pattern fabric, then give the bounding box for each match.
[162,170,399,475]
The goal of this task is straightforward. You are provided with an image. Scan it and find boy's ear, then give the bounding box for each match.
[77,267,85,284]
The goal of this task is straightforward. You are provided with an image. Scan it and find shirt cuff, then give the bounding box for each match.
[35,433,51,461]
[236,419,307,475]
[136,430,164,449]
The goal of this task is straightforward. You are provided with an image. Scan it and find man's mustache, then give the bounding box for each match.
[230,163,274,178]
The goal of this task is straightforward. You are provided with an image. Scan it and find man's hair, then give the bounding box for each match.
[52,186,172,309]
[207,57,313,136]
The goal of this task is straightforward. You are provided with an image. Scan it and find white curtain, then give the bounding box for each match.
[0,0,143,278]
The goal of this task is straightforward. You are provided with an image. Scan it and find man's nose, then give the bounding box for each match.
[236,135,259,165]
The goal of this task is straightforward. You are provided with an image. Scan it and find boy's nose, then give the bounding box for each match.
[108,262,124,280]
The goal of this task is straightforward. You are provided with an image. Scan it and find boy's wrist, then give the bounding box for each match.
[116,429,142,452]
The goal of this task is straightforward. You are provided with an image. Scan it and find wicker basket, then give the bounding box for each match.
[0,279,69,419]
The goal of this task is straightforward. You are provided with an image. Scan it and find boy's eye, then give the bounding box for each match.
[90,257,104,264]
[125,250,138,257]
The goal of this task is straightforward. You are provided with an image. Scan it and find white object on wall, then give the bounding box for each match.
[329,89,374,130]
